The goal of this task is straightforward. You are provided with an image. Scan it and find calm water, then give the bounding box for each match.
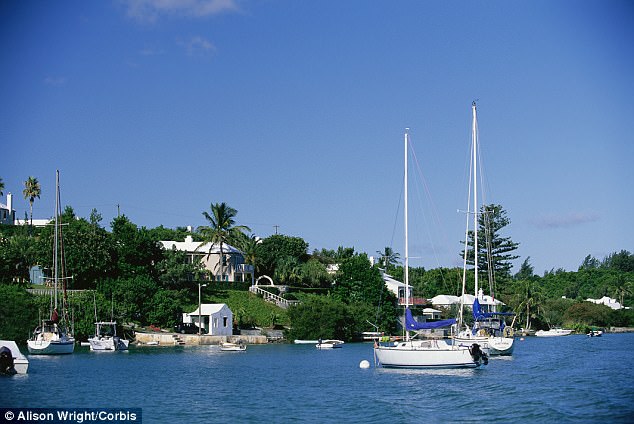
[3,334,634,423]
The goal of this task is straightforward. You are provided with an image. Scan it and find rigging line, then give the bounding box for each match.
[408,137,450,275]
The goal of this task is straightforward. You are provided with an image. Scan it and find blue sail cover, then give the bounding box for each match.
[406,308,456,330]
[472,298,515,321]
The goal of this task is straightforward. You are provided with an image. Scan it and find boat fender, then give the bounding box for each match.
[0,346,17,375]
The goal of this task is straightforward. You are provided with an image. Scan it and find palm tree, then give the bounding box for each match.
[199,202,251,281]
[610,276,632,308]
[0,177,4,196]
[511,278,543,330]
[376,246,400,271]
[23,176,41,227]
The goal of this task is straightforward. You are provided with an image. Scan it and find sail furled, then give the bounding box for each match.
[406,308,456,330]
[472,299,515,321]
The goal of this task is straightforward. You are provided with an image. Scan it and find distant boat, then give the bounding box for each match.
[535,328,573,337]
[27,171,75,355]
[316,340,344,349]
[587,327,603,337]
[0,340,29,374]
[293,340,319,344]
[220,342,246,351]
[373,129,487,369]
[88,321,130,351]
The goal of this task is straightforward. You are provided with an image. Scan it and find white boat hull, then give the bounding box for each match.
[316,340,344,349]
[374,339,484,369]
[88,336,129,351]
[1,340,29,374]
[535,329,572,337]
[220,343,246,351]
[454,335,514,356]
[27,339,75,355]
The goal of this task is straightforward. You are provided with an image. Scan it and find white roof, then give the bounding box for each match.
[186,303,231,316]
[431,295,460,306]
[383,273,406,287]
[423,308,442,313]
[160,236,242,255]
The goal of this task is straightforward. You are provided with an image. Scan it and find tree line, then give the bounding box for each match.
[1,192,632,341]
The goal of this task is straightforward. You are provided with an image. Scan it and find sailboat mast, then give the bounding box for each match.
[54,170,59,310]
[404,129,410,341]
[404,129,409,306]
[472,101,479,298]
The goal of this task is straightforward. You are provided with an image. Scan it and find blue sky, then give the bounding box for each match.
[2,0,633,275]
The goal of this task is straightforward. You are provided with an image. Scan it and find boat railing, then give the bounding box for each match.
[27,288,90,297]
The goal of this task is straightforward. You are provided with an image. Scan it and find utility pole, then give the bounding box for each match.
[273,225,279,235]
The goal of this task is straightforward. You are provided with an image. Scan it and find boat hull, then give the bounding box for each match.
[220,343,246,351]
[27,339,75,355]
[454,335,514,356]
[535,329,572,337]
[89,337,129,351]
[0,340,29,374]
[316,340,344,349]
[488,337,514,355]
[374,340,483,369]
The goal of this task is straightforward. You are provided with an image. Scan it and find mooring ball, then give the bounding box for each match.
[359,360,370,369]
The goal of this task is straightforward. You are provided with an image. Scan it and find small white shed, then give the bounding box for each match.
[183,303,233,336]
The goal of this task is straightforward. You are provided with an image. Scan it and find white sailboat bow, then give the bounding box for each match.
[373,130,488,369]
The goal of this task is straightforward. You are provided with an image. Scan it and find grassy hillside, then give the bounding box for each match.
[201,289,290,328]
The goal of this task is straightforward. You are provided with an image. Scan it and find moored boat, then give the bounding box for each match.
[220,342,247,351]
[316,339,344,349]
[535,328,573,337]
[0,340,29,374]
[27,171,75,355]
[373,129,486,369]
[88,321,130,351]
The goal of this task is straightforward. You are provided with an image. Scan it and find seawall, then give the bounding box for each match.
[135,332,268,346]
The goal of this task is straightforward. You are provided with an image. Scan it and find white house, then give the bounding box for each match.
[0,193,16,225]
[160,235,254,283]
[183,303,233,336]
[586,296,627,310]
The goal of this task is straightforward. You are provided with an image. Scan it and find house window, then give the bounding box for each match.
[223,316,228,328]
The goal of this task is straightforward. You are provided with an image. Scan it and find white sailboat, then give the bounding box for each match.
[27,171,75,355]
[373,129,488,369]
[453,102,515,356]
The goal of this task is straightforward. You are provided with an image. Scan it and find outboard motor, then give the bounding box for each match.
[0,346,17,375]
[469,343,489,366]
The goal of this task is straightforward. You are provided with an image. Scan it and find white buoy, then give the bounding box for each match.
[359,360,370,369]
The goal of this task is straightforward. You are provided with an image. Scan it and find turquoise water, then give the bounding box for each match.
[3,334,634,423]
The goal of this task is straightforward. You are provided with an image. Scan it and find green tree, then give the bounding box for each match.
[111,215,163,280]
[510,278,543,330]
[609,276,632,308]
[22,176,41,228]
[332,253,399,334]
[35,207,116,289]
[256,234,309,278]
[300,258,331,288]
[0,285,38,340]
[376,246,400,271]
[463,204,519,278]
[199,202,251,281]
[514,257,535,280]
[0,177,4,196]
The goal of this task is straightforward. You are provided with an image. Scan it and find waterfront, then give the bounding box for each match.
[3,334,634,423]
